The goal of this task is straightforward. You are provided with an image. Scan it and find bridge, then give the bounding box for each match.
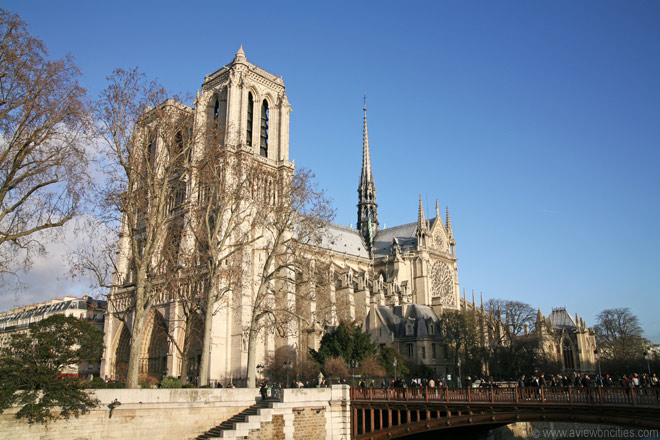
[350,386,660,440]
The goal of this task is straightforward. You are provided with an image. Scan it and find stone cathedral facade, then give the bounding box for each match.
[100,48,461,384]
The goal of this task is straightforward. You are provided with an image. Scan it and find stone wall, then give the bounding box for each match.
[0,386,352,440]
[0,388,259,440]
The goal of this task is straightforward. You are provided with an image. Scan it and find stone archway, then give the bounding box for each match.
[182,312,203,384]
[140,310,169,381]
[113,323,131,382]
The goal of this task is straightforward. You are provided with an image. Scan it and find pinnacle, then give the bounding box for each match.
[234,45,246,61]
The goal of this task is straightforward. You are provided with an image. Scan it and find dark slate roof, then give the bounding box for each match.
[319,222,370,259]
[0,297,107,331]
[548,308,577,329]
[371,304,442,340]
[373,218,440,257]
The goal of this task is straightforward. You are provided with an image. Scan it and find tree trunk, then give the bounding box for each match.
[180,314,191,385]
[125,270,150,389]
[126,288,147,388]
[198,287,215,386]
[246,325,259,388]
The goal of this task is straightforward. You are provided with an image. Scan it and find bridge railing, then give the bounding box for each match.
[351,386,660,407]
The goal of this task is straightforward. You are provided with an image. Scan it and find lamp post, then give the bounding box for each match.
[256,363,264,386]
[594,349,602,379]
[644,351,651,375]
[457,359,462,388]
[393,359,398,383]
[283,361,292,388]
[350,360,359,387]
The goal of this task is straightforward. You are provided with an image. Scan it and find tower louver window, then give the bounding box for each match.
[260,100,269,157]
[246,92,254,146]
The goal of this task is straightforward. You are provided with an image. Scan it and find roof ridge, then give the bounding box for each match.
[326,221,361,234]
[377,216,441,234]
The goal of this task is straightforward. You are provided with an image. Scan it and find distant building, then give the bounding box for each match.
[364,304,453,377]
[539,307,597,374]
[0,295,106,376]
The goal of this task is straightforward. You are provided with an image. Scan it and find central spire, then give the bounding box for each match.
[361,94,372,185]
[357,94,379,252]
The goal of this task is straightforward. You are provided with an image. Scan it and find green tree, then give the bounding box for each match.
[378,346,409,378]
[310,322,378,366]
[440,309,479,373]
[0,314,103,423]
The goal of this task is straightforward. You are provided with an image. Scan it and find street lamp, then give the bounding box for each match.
[594,349,602,379]
[457,359,462,388]
[349,360,359,387]
[283,361,292,388]
[393,359,398,383]
[644,352,651,375]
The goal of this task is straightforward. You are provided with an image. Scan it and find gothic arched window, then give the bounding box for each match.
[213,98,220,120]
[260,100,269,157]
[562,339,575,369]
[246,92,254,146]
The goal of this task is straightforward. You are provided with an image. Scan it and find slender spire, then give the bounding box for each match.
[418,195,426,228]
[357,93,378,250]
[446,206,452,231]
[361,93,373,187]
[416,194,429,248]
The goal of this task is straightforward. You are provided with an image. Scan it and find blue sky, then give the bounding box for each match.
[3,1,659,342]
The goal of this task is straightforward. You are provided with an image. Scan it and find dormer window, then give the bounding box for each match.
[429,323,435,336]
[405,323,414,336]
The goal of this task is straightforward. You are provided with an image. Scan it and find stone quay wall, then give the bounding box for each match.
[0,386,351,440]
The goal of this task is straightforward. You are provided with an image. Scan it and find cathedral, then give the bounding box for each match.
[100,47,461,385]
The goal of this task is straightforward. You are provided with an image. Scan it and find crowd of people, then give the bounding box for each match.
[256,371,659,393]
[515,371,659,388]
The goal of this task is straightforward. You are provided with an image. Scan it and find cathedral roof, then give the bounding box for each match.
[372,217,441,257]
[320,222,370,259]
[548,308,577,329]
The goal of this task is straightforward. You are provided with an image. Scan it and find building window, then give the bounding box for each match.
[562,339,575,369]
[246,92,254,146]
[407,343,414,359]
[422,346,426,359]
[260,100,269,157]
[432,343,436,360]
[429,323,435,335]
[406,323,414,336]
[213,98,220,120]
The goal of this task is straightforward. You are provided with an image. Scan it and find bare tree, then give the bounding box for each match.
[186,144,266,386]
[595,307,644,360]
[0,10,89,276]
[91,68,194,388]
[245,167,334,388]
[485,299,535,343]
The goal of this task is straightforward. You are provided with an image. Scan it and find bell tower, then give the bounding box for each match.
[357,96,379,251]
[198,46,292,165]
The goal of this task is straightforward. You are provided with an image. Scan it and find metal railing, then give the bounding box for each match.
[351,386,660,407]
